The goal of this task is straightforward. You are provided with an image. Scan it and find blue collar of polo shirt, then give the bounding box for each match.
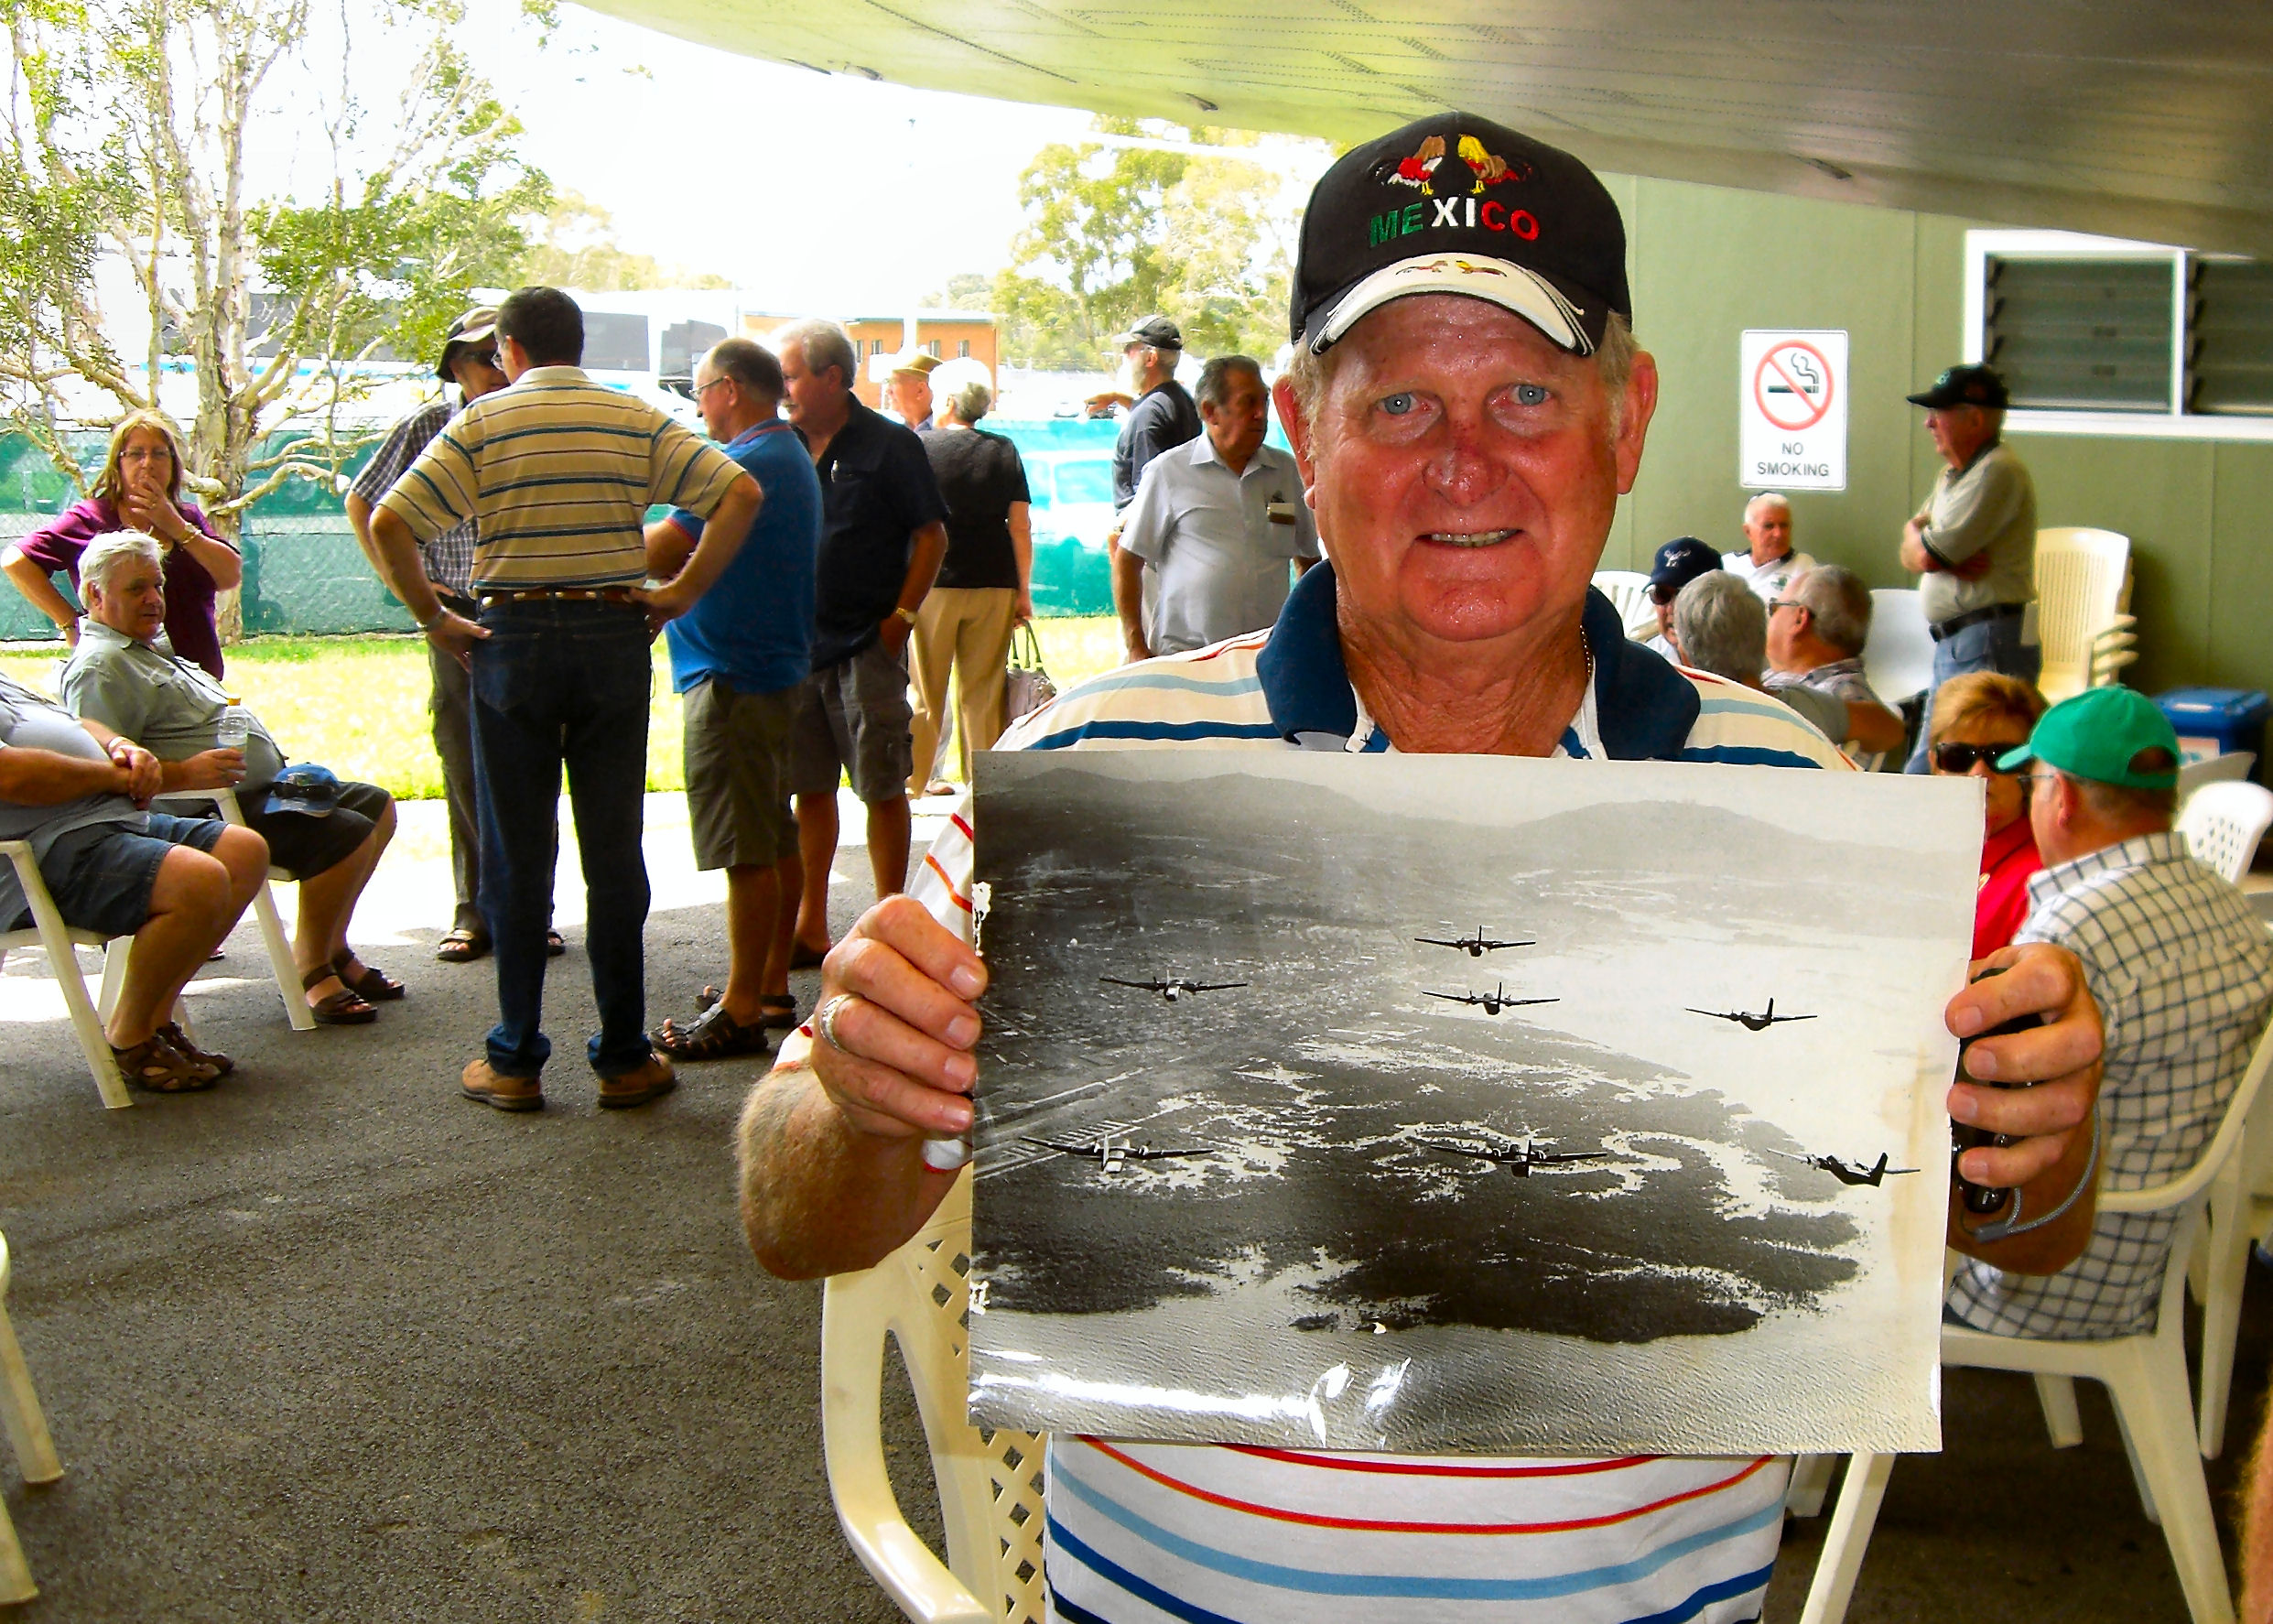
[1254,560,1701,759]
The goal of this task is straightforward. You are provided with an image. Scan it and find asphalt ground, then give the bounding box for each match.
[2,793,2266,1621]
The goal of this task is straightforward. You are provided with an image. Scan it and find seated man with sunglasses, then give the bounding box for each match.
[1927,672,2049,959]
[1762,564,1908,763]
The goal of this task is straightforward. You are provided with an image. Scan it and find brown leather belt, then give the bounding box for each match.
[477,586,640,609]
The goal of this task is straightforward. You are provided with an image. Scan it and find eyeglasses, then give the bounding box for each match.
[1647,582,1678,606]
[1932,742,2026,774]
[463,349,499,370]
[1766,598,1803,615]
[693,377,731,397]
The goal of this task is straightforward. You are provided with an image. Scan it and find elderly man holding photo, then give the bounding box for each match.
[736,115,2108,1623]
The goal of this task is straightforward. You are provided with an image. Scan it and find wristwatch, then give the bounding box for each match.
[892,605,918,627]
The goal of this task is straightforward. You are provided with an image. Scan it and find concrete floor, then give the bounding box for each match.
[1,793,2265,1621]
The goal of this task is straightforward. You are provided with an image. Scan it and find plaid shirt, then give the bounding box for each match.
[1948,830,2273,1339]
[352,400,474,598]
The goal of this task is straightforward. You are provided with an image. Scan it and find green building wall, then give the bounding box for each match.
[1597,176,2273,703]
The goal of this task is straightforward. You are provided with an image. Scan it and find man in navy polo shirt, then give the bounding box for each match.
[774,319,949,964]
[644,338,820,1058]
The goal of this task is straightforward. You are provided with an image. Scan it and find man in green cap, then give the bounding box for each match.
[1948,685,2273,1339]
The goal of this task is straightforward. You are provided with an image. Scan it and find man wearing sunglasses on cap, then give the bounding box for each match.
[1637,534,1720,659]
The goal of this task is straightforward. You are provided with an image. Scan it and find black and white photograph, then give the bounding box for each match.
[966,750,1982,1456]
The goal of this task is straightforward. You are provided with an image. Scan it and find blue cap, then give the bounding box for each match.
[1648,536,1722,594]
[263,763,341,817]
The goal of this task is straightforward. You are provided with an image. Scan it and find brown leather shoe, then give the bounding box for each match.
[596,1054,676,1110]
[460,1057,544,1112]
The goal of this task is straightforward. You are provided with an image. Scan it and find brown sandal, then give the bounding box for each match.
[697,986,798,1030]
[302,965,378,1025]
[330,952,404,1001]
[159,1022,233,1077]
[113,1033,221,1092]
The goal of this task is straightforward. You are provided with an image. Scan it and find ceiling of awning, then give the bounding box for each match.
[582,1,2273,255]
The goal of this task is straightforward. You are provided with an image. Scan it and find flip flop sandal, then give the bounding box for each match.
[698,986,801,1030]
[651,1001,770,1062]
[546,929,567,958]
[113,1033,221,1092]
[331,952,405,1001]
[302,965,378,1025]
[435,927,490,963]
[158,1021,233,1077]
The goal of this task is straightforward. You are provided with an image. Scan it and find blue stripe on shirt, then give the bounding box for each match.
[1077,670,1268,699]
[1674,745,1825,768]
[1026,719,1286,750]
[1050,1456,1785,1602]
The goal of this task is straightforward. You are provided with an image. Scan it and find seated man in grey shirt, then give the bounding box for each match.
[1116,356,1320,659]
[60,531,401,1026]
[1671,571,1853,746]
[1763,565,1908,764]
[1,669,264,1089]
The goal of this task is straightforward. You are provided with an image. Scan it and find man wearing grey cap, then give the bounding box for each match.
[737,114,2108,1624]
[1107,313,1200,512]
[346,306,530,963]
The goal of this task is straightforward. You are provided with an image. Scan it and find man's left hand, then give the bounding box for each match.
[424,611,489,670]
[1946,941,2104,1190]
[110,741,163,803]
[878,613,912,657]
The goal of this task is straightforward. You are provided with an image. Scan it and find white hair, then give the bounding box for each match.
[1744,492,1791,522]
[774,319,857,391]
[1672,571,1764,686]
[79,530,162,598]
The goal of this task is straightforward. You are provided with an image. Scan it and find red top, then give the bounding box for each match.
[14,497,234,678]
[1975,815,2044,960]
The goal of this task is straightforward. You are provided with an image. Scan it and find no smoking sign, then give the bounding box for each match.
[1738,330,1848,491]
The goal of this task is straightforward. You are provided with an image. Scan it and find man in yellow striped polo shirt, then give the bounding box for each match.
[369,286,760,1113]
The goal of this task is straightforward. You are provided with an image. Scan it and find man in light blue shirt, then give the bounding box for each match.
[1115,355,1320,659]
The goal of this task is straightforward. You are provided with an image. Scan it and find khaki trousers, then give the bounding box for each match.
[907,586,1020,790]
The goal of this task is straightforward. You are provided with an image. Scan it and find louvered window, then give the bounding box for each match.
[2191,260,2273,417]
[1983,256,2173,412]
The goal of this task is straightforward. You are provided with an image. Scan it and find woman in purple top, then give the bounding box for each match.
[2,410,242,677]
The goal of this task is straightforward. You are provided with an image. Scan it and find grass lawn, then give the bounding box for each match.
[0,616,1126,801]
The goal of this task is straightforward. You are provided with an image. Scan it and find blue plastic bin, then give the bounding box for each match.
[2154,687,2269,771]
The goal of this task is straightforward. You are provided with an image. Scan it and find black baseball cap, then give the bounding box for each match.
[1907,363,2008,410]
[1647,536,1723,596]
[1290,113,1630,356]
[1116,315,1183,352]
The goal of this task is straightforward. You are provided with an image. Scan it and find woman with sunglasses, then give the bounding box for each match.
[1928,670,2050,958]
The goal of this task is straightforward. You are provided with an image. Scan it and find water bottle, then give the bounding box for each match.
[214,698,250,751]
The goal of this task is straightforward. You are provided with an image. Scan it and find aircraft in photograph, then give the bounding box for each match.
[1415,926,1536,958]
[1423,982,1558,1015]
[1020,1132,1218,1173]
[1413,1131,1611,1178]
[1769,1149,1919,1187]
[1099,975,1250,1002]
[1685,997,1817,1031]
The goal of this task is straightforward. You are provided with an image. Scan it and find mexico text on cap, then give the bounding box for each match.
[1291,113,1630,356]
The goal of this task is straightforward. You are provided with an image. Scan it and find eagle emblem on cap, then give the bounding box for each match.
[1385,133,1531,197]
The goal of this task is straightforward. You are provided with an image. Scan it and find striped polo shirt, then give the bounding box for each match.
[373,365,744,592]
[894,565,1849,1624]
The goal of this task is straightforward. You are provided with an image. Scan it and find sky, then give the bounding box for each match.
[452,3,1105,311]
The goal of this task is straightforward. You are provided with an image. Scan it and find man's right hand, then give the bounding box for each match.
[424,610,489,670]
[806,894,987,1142]
[177,748,246,791]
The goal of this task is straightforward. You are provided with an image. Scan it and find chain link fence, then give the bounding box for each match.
[0,418,1123,644]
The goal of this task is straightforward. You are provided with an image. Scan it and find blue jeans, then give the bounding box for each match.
[470,599,655,1077]
[1905,608,2044,772]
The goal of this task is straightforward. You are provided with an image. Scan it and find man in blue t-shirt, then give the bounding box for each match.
[644,338,821,1059]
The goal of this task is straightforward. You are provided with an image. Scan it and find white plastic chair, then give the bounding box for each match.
[150,787,313,1034]
[2176,782,2273,886]
[1592,569,1655,641]
[2191,1025,2273,1457]
[820,1168,1047,1624]
[1,841,138,1109]
[1860,589,1934,705]
[1,1232,63,1607]
[1800,1016,2272,1624]
[2177,752,2257,807]
[2034,528,2138,703]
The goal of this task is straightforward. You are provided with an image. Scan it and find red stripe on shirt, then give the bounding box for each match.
[951,813,975,840]
[1077,1440,1776,1535]
[1221,1445,1661,1479]
[925,852,972,908]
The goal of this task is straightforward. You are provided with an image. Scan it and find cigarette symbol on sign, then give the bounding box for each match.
[1754,341,1835,433]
